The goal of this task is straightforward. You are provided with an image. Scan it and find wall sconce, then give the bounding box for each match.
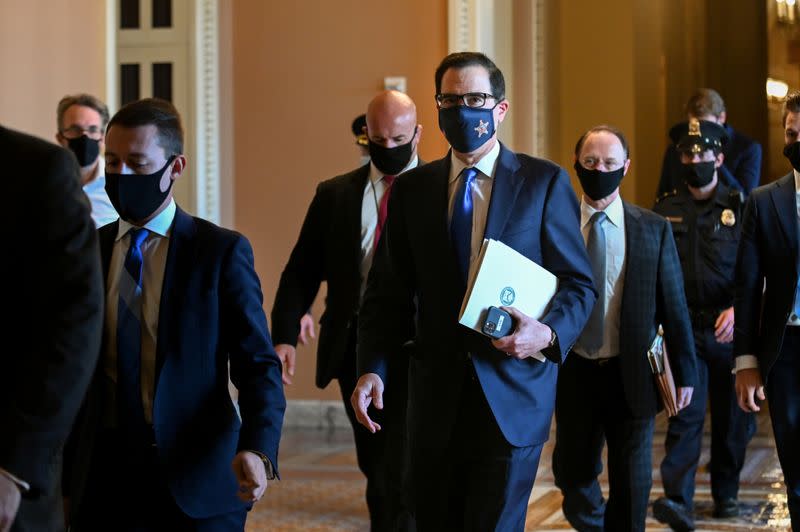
[778,0,798,24]
[767,78,790,101]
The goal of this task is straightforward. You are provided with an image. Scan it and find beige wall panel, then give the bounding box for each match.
[0,0,108,141]
[232,0,448,401]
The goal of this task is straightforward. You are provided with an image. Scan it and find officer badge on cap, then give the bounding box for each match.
[721,208,735,226]
[669,117,729,154]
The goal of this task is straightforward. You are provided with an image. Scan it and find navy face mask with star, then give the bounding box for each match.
[438,105,496,153]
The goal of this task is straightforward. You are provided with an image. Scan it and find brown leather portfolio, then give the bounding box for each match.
[647,328,679,417]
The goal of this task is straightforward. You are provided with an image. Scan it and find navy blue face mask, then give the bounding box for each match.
[105,156,176,222]
[438,105,496,153]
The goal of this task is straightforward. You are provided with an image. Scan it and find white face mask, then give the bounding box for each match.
[359,154,371,167]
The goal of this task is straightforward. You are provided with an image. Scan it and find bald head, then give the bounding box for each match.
[365,90,420,151]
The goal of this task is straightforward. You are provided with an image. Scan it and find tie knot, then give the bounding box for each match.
[128,227,150,250]
[590,211,607,225]
[383,175,396,187]
[462,167,478,184]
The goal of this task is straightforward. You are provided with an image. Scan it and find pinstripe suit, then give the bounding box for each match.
[554,200,698,532]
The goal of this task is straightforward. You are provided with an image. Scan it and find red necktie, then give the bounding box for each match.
[373,175,396,251]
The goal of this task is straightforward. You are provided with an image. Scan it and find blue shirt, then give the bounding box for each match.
[83,172,118,228]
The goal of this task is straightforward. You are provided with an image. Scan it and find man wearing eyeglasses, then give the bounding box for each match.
[351,52,595,531]
[55,94,118,227]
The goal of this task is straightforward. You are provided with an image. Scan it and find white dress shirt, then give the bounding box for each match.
[447,141,501,281]
[573,194,627,360]
[360,156,419,297]
[735,169,800,373]
[104,200,176,424]
[82,159,119,228]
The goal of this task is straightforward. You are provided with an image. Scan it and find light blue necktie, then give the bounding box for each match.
[451,167,478,281]
[117,227,150,435]
[579,211,607,352]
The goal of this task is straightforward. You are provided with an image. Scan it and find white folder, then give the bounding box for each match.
[458,239,558,361]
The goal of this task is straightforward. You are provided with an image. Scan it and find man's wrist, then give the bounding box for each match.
[547,327,557,348]
[247,451,276,480]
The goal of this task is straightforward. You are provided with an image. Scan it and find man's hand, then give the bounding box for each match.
[676,386,694,410]
[274,344,296,385]
[714,307,735,344]
[491,306,552,359]
[0,474,21,532]
[736,368,765,412]
[231,451,268,504]
[298,313,316,346]
[350,373,384,433]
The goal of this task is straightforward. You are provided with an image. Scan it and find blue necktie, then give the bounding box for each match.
[578,211,607,352]
[117,227,150,435]
[451,167,478,281]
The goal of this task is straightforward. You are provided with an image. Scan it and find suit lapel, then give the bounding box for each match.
[770,173,798,268]
[155,207,196,379]
[99,221,119,283]
[619,202,642,336]
[483,144,523,240]
[347,165,370,271]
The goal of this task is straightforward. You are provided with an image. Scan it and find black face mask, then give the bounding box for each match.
[105,156,176,222]
[368,127,417,175]
[67,135,100,167]
[574,161,625,201]
[784,142,800,172]
[683,161,716,188]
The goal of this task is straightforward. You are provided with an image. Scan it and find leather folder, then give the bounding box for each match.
[647,327,679,417]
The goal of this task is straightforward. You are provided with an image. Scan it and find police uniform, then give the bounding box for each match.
[653,119,756,522]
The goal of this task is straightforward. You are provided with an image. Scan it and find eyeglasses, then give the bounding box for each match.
[435,92,496,109]
[59,125,104,140]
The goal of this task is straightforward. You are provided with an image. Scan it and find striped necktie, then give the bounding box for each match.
[117,227,150,436]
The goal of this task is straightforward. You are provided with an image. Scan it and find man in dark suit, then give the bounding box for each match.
[553,125,697,532]
[351,52,596,531]
[272,90,421,531]
[0,126,103,532]
[64,98,285,531]
[735,90,800,529]
[656,88,762,196]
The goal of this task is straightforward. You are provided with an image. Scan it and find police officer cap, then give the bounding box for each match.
[352,114,368,147]
[669,117,728,154]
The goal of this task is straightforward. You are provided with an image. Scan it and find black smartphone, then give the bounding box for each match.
[482,306,514,339]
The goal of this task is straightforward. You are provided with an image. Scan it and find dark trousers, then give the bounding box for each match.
[661,326,756,508]
[553,354,655,532]
[73,430,247,532]
[765,327,800,530]
[408,360,543,532]
[338,348,413,532]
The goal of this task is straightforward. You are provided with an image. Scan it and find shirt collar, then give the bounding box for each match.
[368,155,419,185]
[580,193,624,229]
[82,172,106,193]
[81,157,105,192]
[116,199,176,241]
[794,169,800,195]
[449,140,501,183]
